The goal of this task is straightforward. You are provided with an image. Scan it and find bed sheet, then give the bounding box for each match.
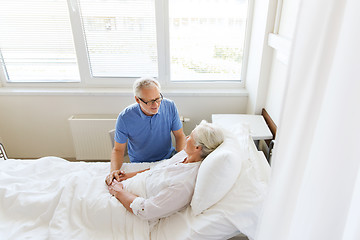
[0,157,157,240]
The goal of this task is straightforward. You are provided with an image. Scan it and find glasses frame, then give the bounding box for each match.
[138,93,163,105]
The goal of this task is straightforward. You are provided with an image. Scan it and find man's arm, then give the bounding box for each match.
[172,128,186,152]
[105,141,126,185]
[111,141,126,172]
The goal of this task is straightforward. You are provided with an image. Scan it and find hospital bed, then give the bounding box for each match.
[0,123,271,240]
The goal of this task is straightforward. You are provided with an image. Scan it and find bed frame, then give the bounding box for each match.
[261,108,277,162]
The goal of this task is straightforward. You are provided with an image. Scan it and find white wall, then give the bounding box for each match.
[264,55,288,124]
[264,0,300,125]
[245,0,277,115]
[0,0,302,159]
[0,92,247,159]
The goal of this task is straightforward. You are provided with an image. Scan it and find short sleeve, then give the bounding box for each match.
[170,101,182,131]
[115,115,128,144]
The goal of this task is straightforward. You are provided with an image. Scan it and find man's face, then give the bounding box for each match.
[135,87,162,116]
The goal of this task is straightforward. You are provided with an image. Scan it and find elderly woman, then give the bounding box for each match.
[108,120,224,221]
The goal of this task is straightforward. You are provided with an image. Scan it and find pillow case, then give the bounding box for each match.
[190,123,250,216]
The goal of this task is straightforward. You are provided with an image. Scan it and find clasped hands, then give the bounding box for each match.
[108,179,124,197]
[106,170,127,197]
[105,170,136,185]
[105,170,137,197]
[105,170,124,185]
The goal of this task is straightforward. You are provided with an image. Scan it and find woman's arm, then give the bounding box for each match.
[108,181,137,213]
[116,184,193,221]
[106,168,149,185]
[109,181,193,220]
[117,168,149,182]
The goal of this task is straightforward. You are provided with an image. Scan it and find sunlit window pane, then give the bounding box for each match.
[78,0,158,78]
[169,0,248,81]
[0,0,80,82]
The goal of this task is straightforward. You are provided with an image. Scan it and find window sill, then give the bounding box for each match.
[0,87,248,97]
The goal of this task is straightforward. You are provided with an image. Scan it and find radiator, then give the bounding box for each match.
[68,114,117,160]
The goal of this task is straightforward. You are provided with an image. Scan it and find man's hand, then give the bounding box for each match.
[105,170,139,185]
[105,170,125,185]
[117,172,137,182]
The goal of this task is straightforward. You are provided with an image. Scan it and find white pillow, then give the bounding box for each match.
[190,123,250,216]
[207,140,271,240]
[154,128,271,240]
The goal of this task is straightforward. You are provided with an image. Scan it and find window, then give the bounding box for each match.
[0,0,80,82]
[0,0,250,86]
[78,0,158,77]
[169,0,248,81]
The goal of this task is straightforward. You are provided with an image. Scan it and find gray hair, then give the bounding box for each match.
[192,120,224,159]
[133,77,161,98]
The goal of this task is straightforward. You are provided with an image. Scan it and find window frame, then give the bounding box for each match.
[0,0,253,90]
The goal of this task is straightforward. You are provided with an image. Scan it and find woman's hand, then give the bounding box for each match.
[108,180,137,214]
[108,180,124,197]
[105,170,125,185]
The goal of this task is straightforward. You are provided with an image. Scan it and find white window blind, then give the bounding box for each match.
[0,0,80,82]
[0,0,250,85]
[169,0,248,81]
[78,0,158,78]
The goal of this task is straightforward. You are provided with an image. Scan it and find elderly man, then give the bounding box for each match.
[105,77,186,185]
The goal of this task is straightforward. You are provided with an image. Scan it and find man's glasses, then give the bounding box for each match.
[138,93,163,105]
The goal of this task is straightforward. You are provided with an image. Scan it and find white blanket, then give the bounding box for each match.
[0,157,156,240]
[0,141,270,240]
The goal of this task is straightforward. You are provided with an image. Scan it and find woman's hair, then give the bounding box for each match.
[133,77,161,97]
[192,120,224,159]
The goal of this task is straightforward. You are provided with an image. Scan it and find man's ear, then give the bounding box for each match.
[135,96,140,104]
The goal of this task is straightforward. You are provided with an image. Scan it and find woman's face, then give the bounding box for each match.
[184,131,199,156]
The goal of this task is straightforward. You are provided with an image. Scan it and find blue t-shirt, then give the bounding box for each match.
[115,98,183,163]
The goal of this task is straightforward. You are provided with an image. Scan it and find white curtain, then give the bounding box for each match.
[256,0,360,239]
